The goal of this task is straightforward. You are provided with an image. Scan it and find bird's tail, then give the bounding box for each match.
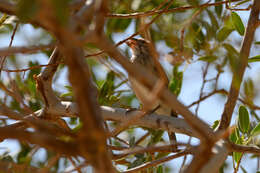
[168,110,178,151]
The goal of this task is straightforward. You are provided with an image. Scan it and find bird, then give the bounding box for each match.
[126,38,177,149]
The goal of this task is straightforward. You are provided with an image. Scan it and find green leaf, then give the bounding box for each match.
[223,44,240,73]
[229,128,238,143]
[248,55,260,63]
[186,23,205,52]
[17,144,31,164]
[52,0,70,25]
[17,0,39,21]
[27,61,41,81]
[99,71,116,105]
[60,92,73,97]
[240,165,248,173]
[243,78,255,104]
[187,0,199,5]
[233,152,242,163]
[129,137,135,147]
[168,66,183,96]
[250,122,260,137]
[149,130,164,145]
[10,100,21,112]
[251,111,260,122]
[157,165,163,173]
[198,55,218,62]
[223,43,239,55]
[233,135,243,162]
[69,117,78,125]
[215,0,223,17]
[236,136,243,145]
[64,85,73,91]
[207,10,219,31]
[217,27,234,42]
[28,100,41,111]
[72,121,83,133]
[0,14,8,26]
[238,105,250,134]
[200,21,214,39]
[235,127,240,139]
[231,12,245,36]
[107,18,132,33]
[0,155,13,162]
[156,152,170,159]
[234,0,251,7]
[212,120,220,130]
[255,41,260,45]
[129,154,145,168]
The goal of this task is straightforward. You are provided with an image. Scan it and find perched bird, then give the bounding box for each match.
[126,38,177,149]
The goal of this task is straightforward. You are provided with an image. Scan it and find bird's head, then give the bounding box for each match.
[126,38,150,58]
[126,38,160,75]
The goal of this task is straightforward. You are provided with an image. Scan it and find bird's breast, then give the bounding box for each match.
[129,76,171,115]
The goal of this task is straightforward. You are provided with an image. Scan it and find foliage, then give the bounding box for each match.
[0,0,259,172]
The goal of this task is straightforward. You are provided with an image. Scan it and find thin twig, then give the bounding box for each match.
[106,0,240,18]
[188,89,227,108]
[135,132,150,145]
[1,63,60,72]
[85,0,175,58]
[0,22,19,75]
[123,149,193,173]
[109,109,154,137]
[116,143,191,158]
[69,157,82,173]
[180,63,209,170]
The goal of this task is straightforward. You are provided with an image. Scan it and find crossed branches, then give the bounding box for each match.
[0,0,258,172]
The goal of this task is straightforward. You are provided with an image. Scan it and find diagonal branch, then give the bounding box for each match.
[218,0,260,131]
[96,35,214,142]
[35,48,61,109]
[124,149,193,173]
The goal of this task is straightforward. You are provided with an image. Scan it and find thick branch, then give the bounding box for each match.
[200,140,229,173]
[0,44,54,57]
[54,19,114,173]
[0,0,16,15]
[35,48,61,109]
[228,142,260,155]
[0,126,79,156]
[6,102,197,138]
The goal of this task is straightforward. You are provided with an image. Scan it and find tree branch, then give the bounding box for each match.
[0,44,55,57]
[96,35,214,142]
[0,0,16,15]
[106,0,240,18]
[218,0,260,130]
[124,149,193,173]
[0,126,79,156]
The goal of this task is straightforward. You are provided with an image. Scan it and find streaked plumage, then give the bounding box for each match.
[126,38,177,149]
